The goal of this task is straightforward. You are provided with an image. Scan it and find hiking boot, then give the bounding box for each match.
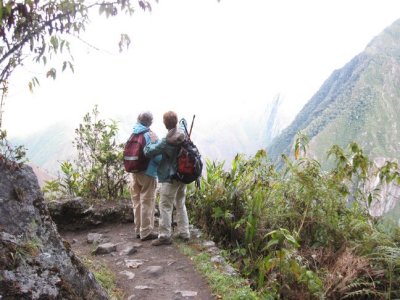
[141,233,158,241]
[178,236,190,242]
[151,237,172,246]
[173,233,190,242]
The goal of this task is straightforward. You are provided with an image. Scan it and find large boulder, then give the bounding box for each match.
[0,162,109,299]
[47,197,134,232]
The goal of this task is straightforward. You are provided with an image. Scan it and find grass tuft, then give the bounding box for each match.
[178,243,259,299]
[82,257,124,300]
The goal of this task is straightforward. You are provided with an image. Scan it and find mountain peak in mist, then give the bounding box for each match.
[268,18,400,163]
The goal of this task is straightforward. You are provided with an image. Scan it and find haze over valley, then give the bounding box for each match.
[12,15,400,220]
[11,96,289,176]
[4,1,400,218]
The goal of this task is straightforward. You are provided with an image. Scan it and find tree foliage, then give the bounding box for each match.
[0,0,154,128]
[0,0,154,171]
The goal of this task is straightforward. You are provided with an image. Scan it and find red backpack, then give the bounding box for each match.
[173,116,203,187]
[123,130,150,173]
[175,139,203,184]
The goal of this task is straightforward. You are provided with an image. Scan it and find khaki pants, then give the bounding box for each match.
[159,180,190,239]
[130,172,157,238]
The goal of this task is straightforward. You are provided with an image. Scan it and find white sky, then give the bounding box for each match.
[4,0,400,138]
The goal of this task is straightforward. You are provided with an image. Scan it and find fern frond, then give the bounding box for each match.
[341,288,385,299]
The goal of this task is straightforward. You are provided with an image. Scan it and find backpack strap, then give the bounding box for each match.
[129,128,149,141]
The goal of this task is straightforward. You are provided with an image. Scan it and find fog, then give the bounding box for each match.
[4,0,400,141]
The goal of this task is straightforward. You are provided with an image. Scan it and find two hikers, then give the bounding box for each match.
[128,111,191,246]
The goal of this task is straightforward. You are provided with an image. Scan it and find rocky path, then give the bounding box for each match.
[61,223,216,300]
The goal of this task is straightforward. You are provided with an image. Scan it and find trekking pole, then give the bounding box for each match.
[181,119,190,139]
[189,115,195,138]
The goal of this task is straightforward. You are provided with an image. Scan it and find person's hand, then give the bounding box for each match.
[149,131,158,143]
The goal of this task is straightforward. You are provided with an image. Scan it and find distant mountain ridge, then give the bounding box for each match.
[11,122,75,176]
[10,100,288,175]
[27,162,56,188]
[265,94,286,146]
[268,18,400,163]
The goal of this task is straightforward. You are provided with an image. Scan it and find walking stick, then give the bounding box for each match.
[189,115,195,138]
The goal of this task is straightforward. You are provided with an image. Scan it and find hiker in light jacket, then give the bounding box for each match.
[144,111,190,246]
[130,112,161,241]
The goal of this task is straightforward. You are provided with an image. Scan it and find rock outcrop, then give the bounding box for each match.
[368,157,400,217]
[0,162,109,299]
[47,197,134,232]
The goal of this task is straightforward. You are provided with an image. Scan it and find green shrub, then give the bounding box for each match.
[43,106,129,200]
[187,135,400,299]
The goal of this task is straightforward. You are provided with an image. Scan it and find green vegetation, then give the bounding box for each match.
[187,135,400,299]
[34,107,400,298]
[17,238,41,258]
[36,101,400,298]
[0,129,27,168]
[0,0,152,177]
[82,257,124,300]
[179,244,258,300]
[0,1,139,127]
[43,106,128,200]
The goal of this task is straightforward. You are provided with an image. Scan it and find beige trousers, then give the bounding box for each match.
[130,172,157,238]
[159,180,190,239]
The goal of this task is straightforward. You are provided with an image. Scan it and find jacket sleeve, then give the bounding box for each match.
[144,132,162,163]
[144,138,166,158]
[144,130,158,145]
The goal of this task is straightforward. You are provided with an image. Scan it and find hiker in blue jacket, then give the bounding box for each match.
[144,111,190,246]
[129,112,161,241]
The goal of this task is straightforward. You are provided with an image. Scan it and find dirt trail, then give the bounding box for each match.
[61,222,216,300]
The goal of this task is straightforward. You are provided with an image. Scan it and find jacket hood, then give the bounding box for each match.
[132,122,149,134]
[166,128,185,145]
